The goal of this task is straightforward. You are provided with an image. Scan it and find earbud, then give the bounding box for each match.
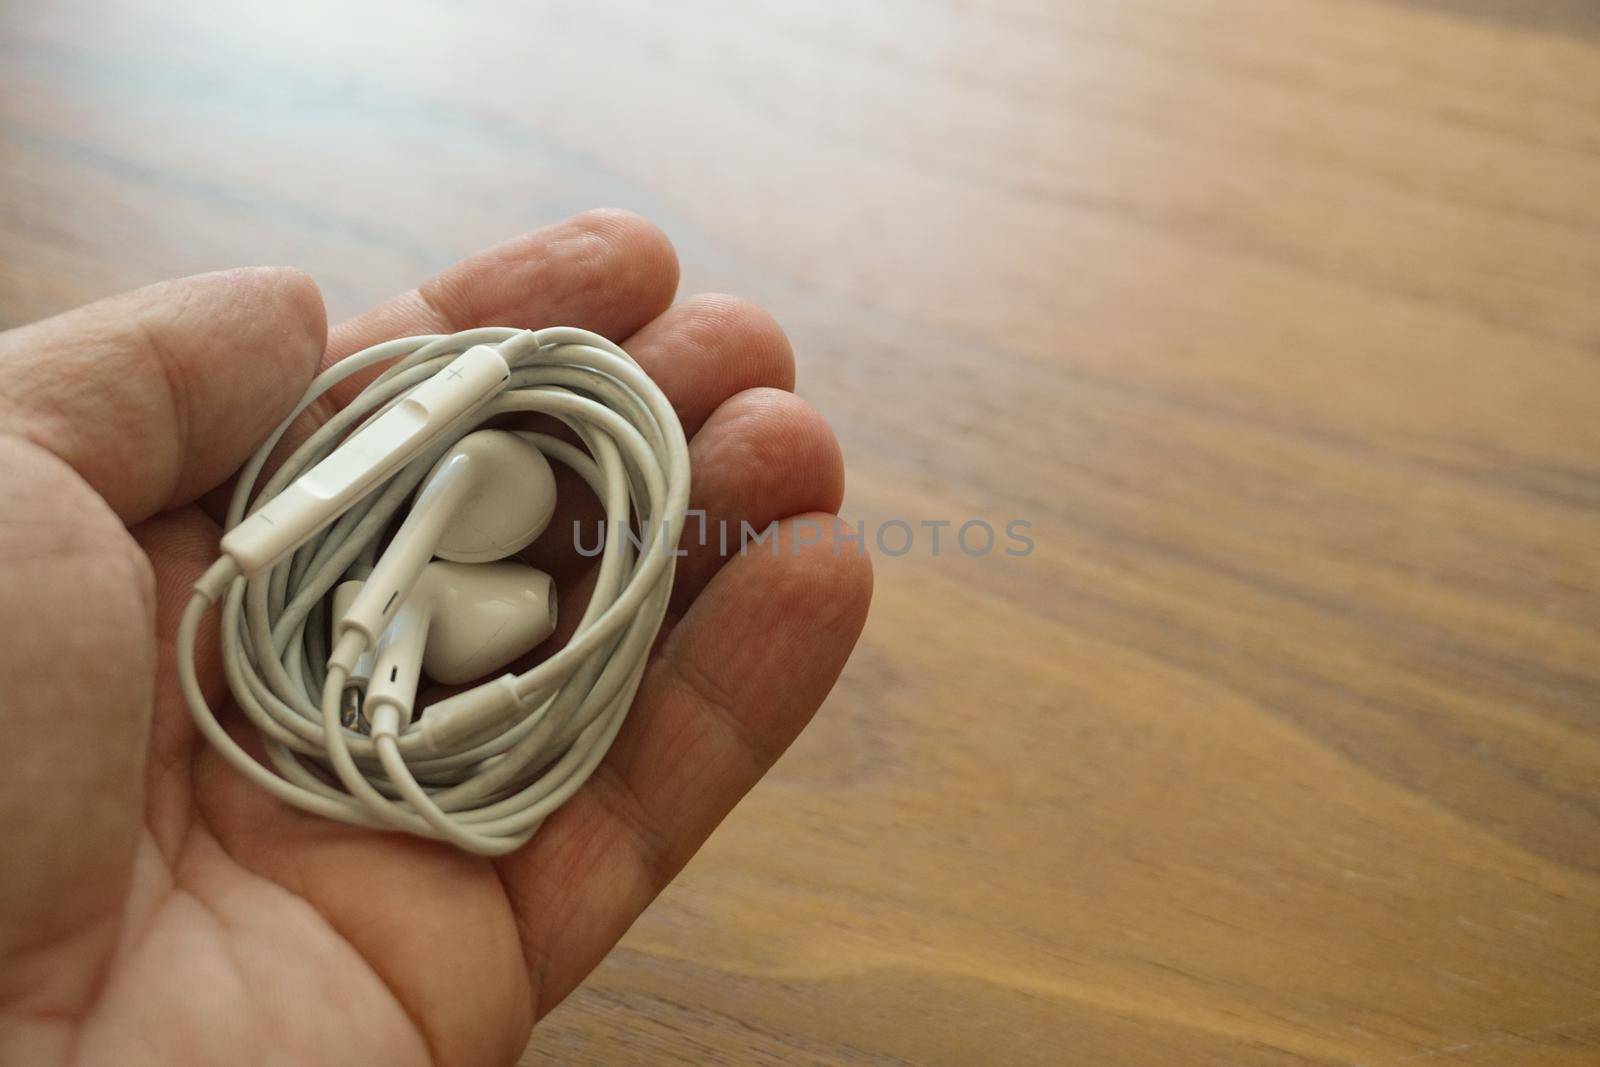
[336,429,556,651]
[431,430,558,563]
[359,560,557,736]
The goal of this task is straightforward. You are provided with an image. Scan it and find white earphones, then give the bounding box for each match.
[357,558,557,735]
[178,326,691,856]
[334,428,556,664]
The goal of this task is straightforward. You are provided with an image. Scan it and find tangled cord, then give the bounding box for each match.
[178,327,690,855]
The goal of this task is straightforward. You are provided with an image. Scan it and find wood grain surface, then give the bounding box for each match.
[3,1,1598,1063]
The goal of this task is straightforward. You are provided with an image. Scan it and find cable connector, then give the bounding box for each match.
[415,674,522,754]
[340,685,369,734]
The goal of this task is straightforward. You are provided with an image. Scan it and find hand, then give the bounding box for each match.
[0,211,872,1066]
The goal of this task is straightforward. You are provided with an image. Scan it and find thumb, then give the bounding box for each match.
[0,267,326,525]
[0,436,153,1025]
[0,267,324,1029]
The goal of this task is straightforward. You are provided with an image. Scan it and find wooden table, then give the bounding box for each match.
[3,1,1597,1062]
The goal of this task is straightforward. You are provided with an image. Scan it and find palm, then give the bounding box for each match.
[0,212,870,1066]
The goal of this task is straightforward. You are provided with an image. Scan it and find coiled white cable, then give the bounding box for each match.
[177,327,690,856]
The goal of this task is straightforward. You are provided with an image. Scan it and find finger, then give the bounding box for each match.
[496,515,873,1013]
[523,295,797,578]
[200,210,682,523]
[669,387,845,612]
[0,267,326,525]
[318,209,679,418]
[619,292,795,438]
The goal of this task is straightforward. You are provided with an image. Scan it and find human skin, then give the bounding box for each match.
[0,210,872,1066]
